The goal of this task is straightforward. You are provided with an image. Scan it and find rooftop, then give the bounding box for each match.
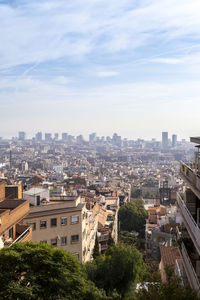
[0,199,27,210]
[160,246,181,269]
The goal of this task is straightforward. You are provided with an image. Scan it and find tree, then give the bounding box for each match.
[0,242,105,300]
[85,244,146,297]
[120,231,136,245]
[131,187,141,199]
[128,277,198,300]
[118,202,148,236]
[125,267,198,300]
[93,233,100,259]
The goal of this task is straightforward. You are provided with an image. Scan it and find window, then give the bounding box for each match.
[31,223,36,230]
[61,217,67,226]
[36,195,40,206]
[51,238,57,246]
[61,236,67,245]
[71,215,79,224]
[51,218,57,227]
[71,234,79,243]
[40,220,47,229]
[8,227,13,239]
[72,253,79,259]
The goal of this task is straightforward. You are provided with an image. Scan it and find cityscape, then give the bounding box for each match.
[1,0,200,299]
[0,129,200,298]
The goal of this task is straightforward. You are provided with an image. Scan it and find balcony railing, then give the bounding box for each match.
[10,226,32,247]
[181,243,200,296]
[180,162,200,195]
[177,193,200,251]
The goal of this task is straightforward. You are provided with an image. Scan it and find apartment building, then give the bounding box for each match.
[176,136,200,296]
[21,195,97,262]
[0,199,32,248]
[0,181,5,201]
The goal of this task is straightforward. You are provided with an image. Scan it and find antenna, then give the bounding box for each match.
[10,150,12,169]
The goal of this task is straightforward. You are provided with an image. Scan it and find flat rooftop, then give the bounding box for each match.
[27,202,84,217]
[0,199,27,210]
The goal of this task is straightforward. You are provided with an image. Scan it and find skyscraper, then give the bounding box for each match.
[18,131,26,141]
[62,133,68,141]
[35,132,42,141]
[172,134,177,147]
[45,133,52,142]
[162,132,168,149]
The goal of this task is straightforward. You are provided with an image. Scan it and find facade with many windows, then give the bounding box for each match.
[21,195,97,262]
[176,136,200,297]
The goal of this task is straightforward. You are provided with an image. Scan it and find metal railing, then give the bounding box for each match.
[99,234,109,242]
[10,227,31,247]
[181,243,200,296]
[180,162,200,194]
[177,193,200,250]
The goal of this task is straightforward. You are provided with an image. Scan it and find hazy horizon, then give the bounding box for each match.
[1,0,200,139]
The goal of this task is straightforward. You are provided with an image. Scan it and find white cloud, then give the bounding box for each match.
[0,0,200,69]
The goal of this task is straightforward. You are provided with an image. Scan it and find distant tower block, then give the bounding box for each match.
[162,132,168,149]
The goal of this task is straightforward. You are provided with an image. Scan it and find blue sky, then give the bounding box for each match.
[1,0,200,140]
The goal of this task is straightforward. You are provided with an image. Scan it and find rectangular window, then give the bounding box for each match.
[40,220,47,229]
[71,234,79,243]
[61,236,67,245]
[32,223,36,231]
[51,238,57,246]
[61,217,67,226]
[8,227,13,239]
[51,218,57,227]
[71,215,79,224]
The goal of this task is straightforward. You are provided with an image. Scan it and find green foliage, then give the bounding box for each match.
[118,202,148,236]
[131,197,144,206]
[0,242,105,300]
[93,234,100,259]
[107,232,115,247]
[131,187,141,199]
[120,231,137,245]
[126,268,198,300]
[85,244,146,297]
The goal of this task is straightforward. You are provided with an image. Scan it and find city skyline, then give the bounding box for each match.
[1,0,200,139]
[0,130,187,143]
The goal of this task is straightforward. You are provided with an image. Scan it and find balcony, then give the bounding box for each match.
[99,234,109,242]
[177,193,200,253]
[180,162,200,199]
[181,243,200,296]
[8,224,32,247]
[100,244,108,251]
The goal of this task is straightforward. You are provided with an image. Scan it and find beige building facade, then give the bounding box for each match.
[21,196,98,262]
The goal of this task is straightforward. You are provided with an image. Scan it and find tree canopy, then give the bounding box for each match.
[85,244,146,297]
[0,242,105,300]
[120,231,137,245]
[128,277,198,300]
[118,202,148,236]
[93,233,100,259]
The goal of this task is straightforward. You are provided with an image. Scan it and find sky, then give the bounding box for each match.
[1,0,200,140]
